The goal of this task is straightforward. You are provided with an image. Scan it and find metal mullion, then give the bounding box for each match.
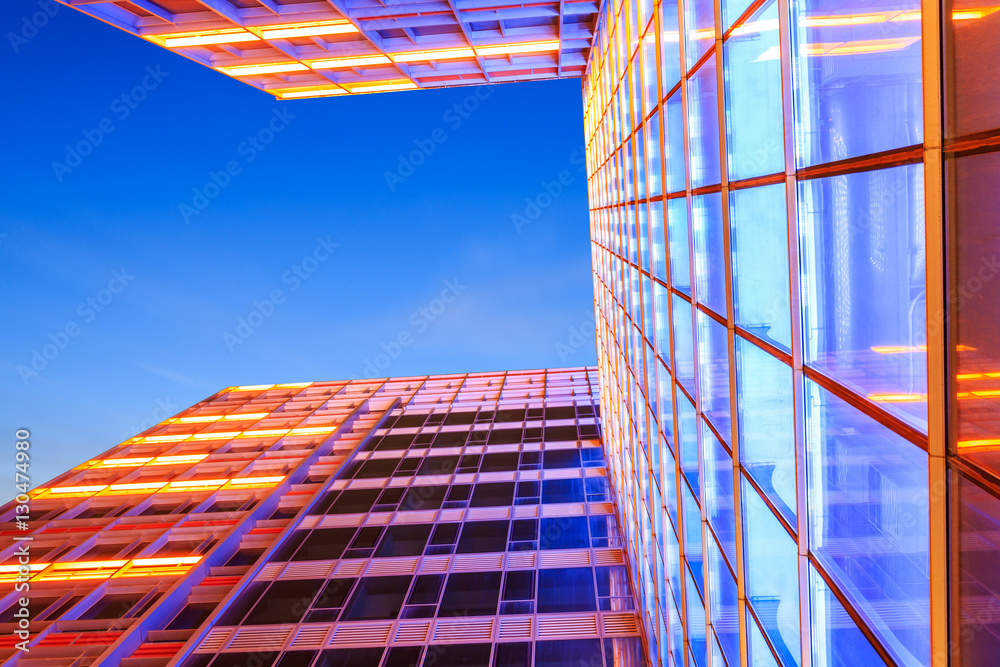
[920,0,948,660]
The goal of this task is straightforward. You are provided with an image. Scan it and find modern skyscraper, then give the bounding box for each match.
[5,369,648,666]
[31,0,1000,664]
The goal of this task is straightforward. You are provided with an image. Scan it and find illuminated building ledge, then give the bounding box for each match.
[192,611,643,653]
[56,0,599,98]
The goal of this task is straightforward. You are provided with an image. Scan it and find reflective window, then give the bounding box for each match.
[790,0,922,167]
[682,478,704,595]
[686,568,708,667]
[742,480,800,666]
[703,427,736,565]
[672,294,696,393]
[678,393,699,498]
[809,564,889,667]
[665,90,687,193]
[736,337,796,523]
[707,535,739,667]
[724,0,784,181]
[798,164,927,431]
[650,201,667,282]
[697,311,731,441]
[805,379,930,666]
[692,193,727,316]
[537,568,597,613]
[945,0,1000,135]
[747,612,781,667]
[660,0,683,93]
[684,0,715,70]
[667,198,691,292]
[953,473,1000,665]
[730,183,791,350]
[687,54,722,188]
[648,111,664,198]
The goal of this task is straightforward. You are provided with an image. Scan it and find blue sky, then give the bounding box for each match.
[0,0,596,486]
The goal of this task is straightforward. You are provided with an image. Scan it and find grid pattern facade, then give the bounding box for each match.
[579,0,985,664]
[1,368,649,666]
[58,0,599,98]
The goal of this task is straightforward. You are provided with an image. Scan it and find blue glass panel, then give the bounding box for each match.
[735,336,796,523]
[748,612,781,667]
[671,295,696,393]
[798,164,926,430]
[635,125,647,200]
[656,361,674,449]
[660,0,682,94]
[696,311,731,441]
[681,479,703,595]
[809,564,889,667]
[730,183,791,349]
[667,198,691,292]
[654,283,672,368]
[650,201,667,281]
[724,0,784,180]
[684,0,715,70]
[692,192,727,316]
[669,595,685,667]
[687,54,722,188]
[804,379,930,666]
[677,394,699,498]
[702,427,736,565]
[643,25,659,116]
[790,0,922,167]
[648,110,664,198]
[662,445,679,531]
[665,90,687,193]
[707,535,740,666]
[686,568,708,667]
[722,0,754,30]
[743,480,801,665]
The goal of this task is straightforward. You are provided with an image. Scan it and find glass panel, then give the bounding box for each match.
[692,192,727,316]
[648,110,664,198]
[723,0,784,180]
[809,564,889,667]
[798,164,927,431]
[707,535,740,667]
[703,427,736,565]
[665,89,687,193]
[643,26,659,116]
[682,478,704,595]
[651,201,667,282]
[697,310,731,442]
[743,479,801,666]
[722,0,755,31]
[655,282,673,368]
[790,0,922,167]
[730,183,791,350]
[804,379,930,666]
[667,197,691,292]
[748,612,781,667]
[687,53,722,188]
[660,0,683,93]
[678,393,699,497]
[945,0,1000,136]
[948,152,1000,475]
[672,294,696,393]
[686,568,708,667]
[684,0,715,70]
[736,336,796,523]
[953,473,1000,665]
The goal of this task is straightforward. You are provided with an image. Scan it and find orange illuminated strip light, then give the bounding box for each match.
[957,372,1000,380]
[38,475,286,498]
[176,412,270,423]
[391,47,476,63]
[260,21,357,39]
[96,454,208,468]
[871,345,927,354]
[156,29,259,48]
[957,390,1000,399]
[867,393,927,403]
[958,438,1000,450]
[475,40,560,56]
[310,55,391,69]
[276,88,348,99]
[33,556,202,582]
[219,63,309,76]
[806,37,920,56]
[346,81,418,93]
[802,7,998,27]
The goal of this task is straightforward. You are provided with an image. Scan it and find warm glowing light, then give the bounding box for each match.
[168,479,229,489]
[957,344,976,351]
[806,37,920,56]
[191,431,242,440]
[289,425,339,435]
[228,475,285,485]
[867,393,927,403]
[958,438,1000,449]
[131,556,202,568]
[152,454,209,465]
[309,55,392,69]
[240,428,290,438]
[106,481,168,492]
[177,412,268,423]
[50,485,107,494]
[391,47,476,63]
[871,345,927,354]
[731,18,780,36]
[158,30,259,48]
[802,7,998,27]
[475,40,560,56]
[957,372,1000,380]
[233,384,275,391]
[276,88,348,99]
[277,382,314,387]
[98,457,154,467]
[144,434,192,443]
[260,21,357,39]
[219,63,309,76]
[347,81,418,93]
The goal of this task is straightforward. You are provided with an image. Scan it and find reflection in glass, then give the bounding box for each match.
[697,311,731,442]
[687,54,722,188]
[798,164,927,430]
[672,294,696,393]
[685,0,715,70]
[724,0,784,180]
[665,90,687,192]
[790,0,922,167]
[660,0,682,93]
[703,426,736,565]
[736,336,796,523]
[809,564,889,667]
[667,197,691,293]
[678,393,699,498]
[953,473,1000,665]
[743,479,801,666]
[707,535,740,667]
[692,192,727,316]
[805,379,929,666]
[730,183,791,350]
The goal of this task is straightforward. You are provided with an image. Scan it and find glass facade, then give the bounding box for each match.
[1,370,647,666]
[584,0,997,663]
